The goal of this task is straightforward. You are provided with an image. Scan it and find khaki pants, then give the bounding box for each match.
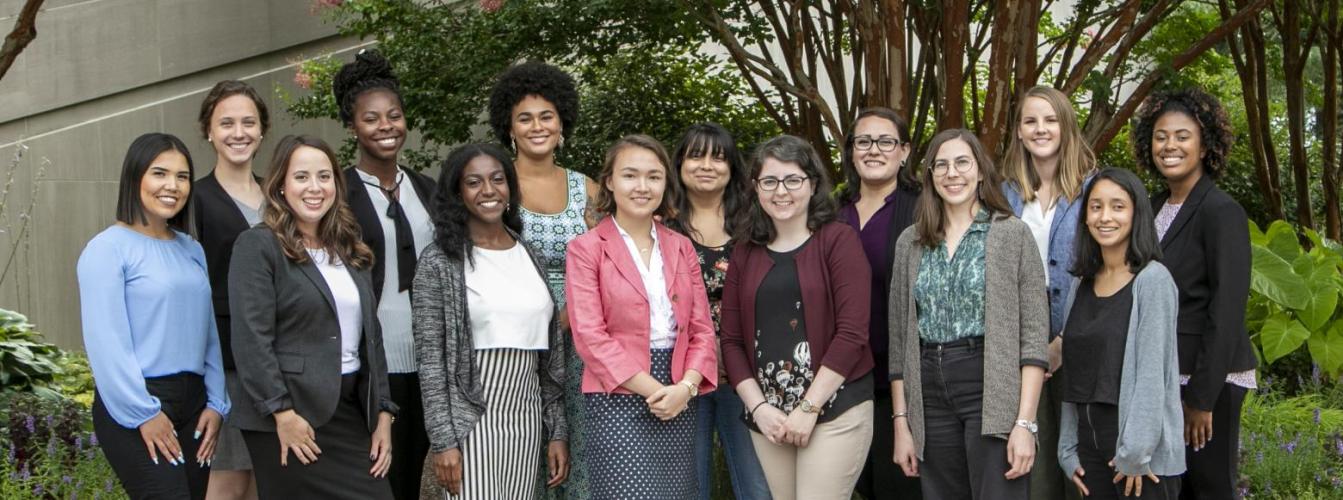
[749,400,874,500]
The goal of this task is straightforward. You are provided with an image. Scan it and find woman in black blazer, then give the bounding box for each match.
[1132,88,1255,500]
[192,79,269,500]
[229,135,397,499]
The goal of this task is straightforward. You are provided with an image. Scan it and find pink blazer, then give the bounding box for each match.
[564,217,718,395]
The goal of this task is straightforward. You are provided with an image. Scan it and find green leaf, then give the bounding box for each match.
[1310,322,1343,378]
[1264,221,1302,261]
[1295,253,1343,331]
[1259,313,1312,363]
[1248,220,1266,246]
[1251,245,1311,310]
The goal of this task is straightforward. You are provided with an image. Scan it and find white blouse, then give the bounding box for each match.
[1020,196,1055,278]
[614,221,678,349]
[465,243,553,350]
[307,248,363,374]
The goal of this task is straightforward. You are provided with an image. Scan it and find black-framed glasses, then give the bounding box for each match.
[932,157,976,176]
[853,135,905,152]
[755,175,810,191]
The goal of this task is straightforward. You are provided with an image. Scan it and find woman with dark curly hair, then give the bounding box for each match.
[413,144,569,499]
[331,49,437,500]
[721,135,875,500]
[488,60,599,499]
[1132,88,1254,500]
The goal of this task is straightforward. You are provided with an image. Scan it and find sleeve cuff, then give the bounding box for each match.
[889,372,904,382]
[257,395,293,416]
[1021,358,1049,371]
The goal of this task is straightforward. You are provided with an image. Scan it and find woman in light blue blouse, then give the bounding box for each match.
[77,132,230,500]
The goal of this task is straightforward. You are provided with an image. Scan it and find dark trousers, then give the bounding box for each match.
[93,372,209,500]
[1180,383,1246,500]
[919,340,1028,500]
[1075,403,1181,499]
[387,372,429,500]
[1031,375,1079,500]
[856,391,922,500]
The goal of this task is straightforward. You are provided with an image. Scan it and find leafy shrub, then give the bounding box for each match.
[1239,389,1343,498]
[0,308,64,400]
[1247,221,1343,377]
[0,392,125,499]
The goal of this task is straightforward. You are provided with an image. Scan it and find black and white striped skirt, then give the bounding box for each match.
[585,348,698,499]
[450,348,544,500]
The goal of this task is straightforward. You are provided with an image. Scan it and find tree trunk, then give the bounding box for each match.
[981,0,1028,157]
[1323,0,1341,239]
[939,0,969,129]
[1279,0,1316,229]
[1220,0,1286,221]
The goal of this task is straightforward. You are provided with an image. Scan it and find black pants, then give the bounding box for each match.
[387,372,429,500]
[1031,376,1078,500]
[93,372,209,500]
[1075,403,1181,499]
[919,339,1028,500]
[856,390,922,500]
[1180,383,1246,500]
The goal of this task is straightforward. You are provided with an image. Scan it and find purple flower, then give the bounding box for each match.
[24,415,35,433]
[1316,407,1323,424]
[104,478,114,492]
[89,433,98,447]
[47,438,57,455]
[32,484,43,497]
[1336,437,1343,456]
[20,464,30,480]
[1255,450,1264,463]
[63,475,72,484]
[1282,438,1298,454]
[74,435,83,452]
[43,415,53,428]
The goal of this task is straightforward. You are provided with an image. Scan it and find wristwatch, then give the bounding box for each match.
[1015,419,1038,434]
[798,398,821,414]
[679,380,699,397]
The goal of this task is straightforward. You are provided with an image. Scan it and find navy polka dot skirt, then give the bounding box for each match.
[584,348,698,499]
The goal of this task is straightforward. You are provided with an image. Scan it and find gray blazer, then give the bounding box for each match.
[889,215,1049,458]
[412,240,567,454]
[228,227,396,433]
[1059,263,1186,477]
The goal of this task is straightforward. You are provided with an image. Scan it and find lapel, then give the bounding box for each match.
[297,258,338,315]
[1047,193,1072,246]
[1155,175,1214,249]
[656,223,680,297]
[344,166,385,246]
[596,218,648,302]
[199,173,250,232]
[349,266,376,341]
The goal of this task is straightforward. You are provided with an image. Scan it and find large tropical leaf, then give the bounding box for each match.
[1309,322,1343,377]
[1251,245,1310,310]
[1258,313,1311,364]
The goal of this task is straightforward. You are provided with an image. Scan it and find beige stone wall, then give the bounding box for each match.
[0,0,388,349]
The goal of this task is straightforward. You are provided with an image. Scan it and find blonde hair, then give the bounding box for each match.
[1000,86,1096,204]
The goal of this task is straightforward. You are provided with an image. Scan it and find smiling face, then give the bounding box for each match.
[351,89,407,163]
[208,94,263,167]
[930,138,981,210]
[282,145,338,235]
[679,141,730,197]
[1017,96,1061,162]
[606,146,667,221]
[1085,178,1134,252]
[755,157,813,225]
[851,116,909,186]
[1150,111,1205,185]
[139,149,192,227]
[510,94,562,159]
[460,154,510,226]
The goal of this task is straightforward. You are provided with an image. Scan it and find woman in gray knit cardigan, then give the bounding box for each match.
[412,144,568,499]
[888,129,1049,500]
[1057,167,1184,498]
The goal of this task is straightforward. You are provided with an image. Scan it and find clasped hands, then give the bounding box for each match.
[753,404,819,447]
[646,382,693,420]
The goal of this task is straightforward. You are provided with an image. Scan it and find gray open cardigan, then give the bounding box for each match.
[411,239,567,454]
[1058,262,1186,477]
[888,214,1049,458]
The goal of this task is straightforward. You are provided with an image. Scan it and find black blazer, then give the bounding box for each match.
[193,172,259,369]
[344,166,437,301]
[228,227,396,432]
[1152,174,1257,411]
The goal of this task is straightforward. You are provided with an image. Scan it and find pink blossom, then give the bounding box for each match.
[480,0,503,12]
[294,69,314,90]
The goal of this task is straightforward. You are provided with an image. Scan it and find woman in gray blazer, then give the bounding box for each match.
[888,129,1049,500]
[412,144,568,500]
[1057,167,1184,499]
[229,135,397,499]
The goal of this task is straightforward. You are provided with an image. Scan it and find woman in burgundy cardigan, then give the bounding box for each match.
[720,135,874,500]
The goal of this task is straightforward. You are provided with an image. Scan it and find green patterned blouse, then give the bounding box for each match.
[914,209,990,344]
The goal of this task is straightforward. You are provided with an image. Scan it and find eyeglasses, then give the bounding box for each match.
[932,157,976,176]
[853,135,905,152]
[755,175,810,192]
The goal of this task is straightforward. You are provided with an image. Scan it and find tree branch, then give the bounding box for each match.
[0,0,45,82]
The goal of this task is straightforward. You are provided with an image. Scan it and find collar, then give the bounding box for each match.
[613,217,659,244]
[354,166,405,186]
[968,207,992,234]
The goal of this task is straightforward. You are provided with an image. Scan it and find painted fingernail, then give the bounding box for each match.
[178,453,185,462]
[194,430,202,440]
[152,457,159,465]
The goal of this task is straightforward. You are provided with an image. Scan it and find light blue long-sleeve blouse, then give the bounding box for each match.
[76,225,230,428]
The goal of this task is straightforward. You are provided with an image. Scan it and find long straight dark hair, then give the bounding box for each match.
[667,123,750,243]
[1070,167,1162,277]
[431,143,523,268]
[912,129,1012,247]
[115,133,197,237]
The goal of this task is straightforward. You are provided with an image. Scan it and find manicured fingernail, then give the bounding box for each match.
[173,430,178,437]
[194,430,202,440]
[152,457,159,465]
[207,459,212,467]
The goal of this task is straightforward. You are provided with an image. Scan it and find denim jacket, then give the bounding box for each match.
[1002,178,1089,340]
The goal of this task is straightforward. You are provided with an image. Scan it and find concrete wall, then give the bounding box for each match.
[0,0,387,349]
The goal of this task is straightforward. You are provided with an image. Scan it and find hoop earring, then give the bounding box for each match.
[511,136,517,152]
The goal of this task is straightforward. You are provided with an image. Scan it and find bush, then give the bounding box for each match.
[1239,388,1343,498]
[0,308,64,400]
[0,392,124,499]
[1246,221,1343,379]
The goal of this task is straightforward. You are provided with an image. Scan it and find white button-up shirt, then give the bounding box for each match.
[614,221,678,349]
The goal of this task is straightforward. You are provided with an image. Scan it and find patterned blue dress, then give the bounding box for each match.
[520,169,591,499]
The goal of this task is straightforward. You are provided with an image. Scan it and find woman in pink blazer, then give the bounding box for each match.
[564,134,718,499]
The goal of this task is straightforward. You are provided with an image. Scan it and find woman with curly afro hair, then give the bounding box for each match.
[332,49,438,500]
[1132,87,1254,499]
[487,60,599,499]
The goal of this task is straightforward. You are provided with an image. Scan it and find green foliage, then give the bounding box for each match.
[0,392,124,499]
[1239,390,1343,497]
[1248,221,1343,375]
[0,309,63,400]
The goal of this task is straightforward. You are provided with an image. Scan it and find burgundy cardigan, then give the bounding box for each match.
[720,222,874,387]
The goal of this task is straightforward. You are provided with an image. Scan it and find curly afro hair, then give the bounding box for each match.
[1131,87,1235,179]
[487,61,580,150]
[332,49,403,127]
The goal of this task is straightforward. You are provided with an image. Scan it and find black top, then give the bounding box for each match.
[691,240,731,334]
[192,172,260,369]
[747,239,871,431]
[1151,174,1256,411]
[1062,278,1134,405]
